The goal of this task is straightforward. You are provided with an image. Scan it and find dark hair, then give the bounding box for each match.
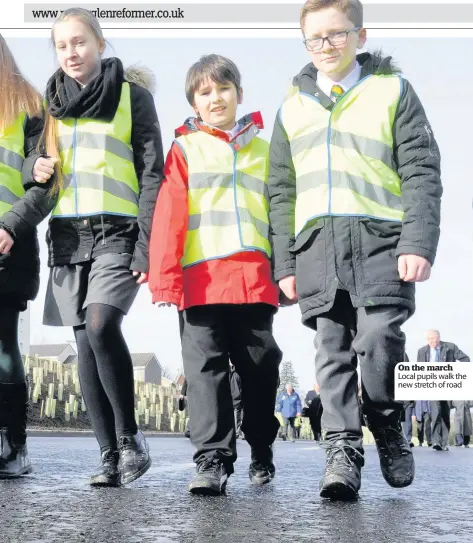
[185,54,242,105]
[300,0,363,30]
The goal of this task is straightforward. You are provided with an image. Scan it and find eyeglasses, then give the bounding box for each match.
[303,27,362,52]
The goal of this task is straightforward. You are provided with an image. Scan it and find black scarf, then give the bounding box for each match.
[45,57,124,121]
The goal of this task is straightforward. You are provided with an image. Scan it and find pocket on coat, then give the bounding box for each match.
[359,218,402,284]
[291,224,326,298]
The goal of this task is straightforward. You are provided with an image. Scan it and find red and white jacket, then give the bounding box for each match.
[148,113,279,311]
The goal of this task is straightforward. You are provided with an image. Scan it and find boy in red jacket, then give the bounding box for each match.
[149,54,282,496]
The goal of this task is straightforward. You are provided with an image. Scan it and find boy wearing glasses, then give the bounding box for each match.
[268,0,442,500]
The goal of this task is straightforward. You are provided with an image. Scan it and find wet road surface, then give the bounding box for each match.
[0,437,471,542]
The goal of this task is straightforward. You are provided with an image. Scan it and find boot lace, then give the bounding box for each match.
[320,442,364,474]
[373,426,409,459]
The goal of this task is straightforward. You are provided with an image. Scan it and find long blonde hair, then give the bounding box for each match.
[41,8,106,194]
[0,34,42,132]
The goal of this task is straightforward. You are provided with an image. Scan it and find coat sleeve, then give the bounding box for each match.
[296,393,302,414]
[453,344,470,362]
[148,142,189,305]
[276,394,282,412]
[268,111,297,281]
[129,84,165,273]
[392,79,443,265]
[0,115,57,239]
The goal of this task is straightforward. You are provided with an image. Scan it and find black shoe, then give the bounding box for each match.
[189,458,228,496]
[118,431,151,484]
[90,449,121,487]
[249,446,275,485]
[319,439,364,501]
[0,381,33,479]
[427,443,432,447]
[432,443,442,451]
[418,442,423,447]
[409,442,414,448]
[0,429,33,478]
[184,429,191,439]
[370,421,415,488]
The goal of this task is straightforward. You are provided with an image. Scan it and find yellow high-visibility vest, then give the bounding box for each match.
[177,129,271,268]
[52,83,139,218]
[0,113,26,217]
[279,75,404,237]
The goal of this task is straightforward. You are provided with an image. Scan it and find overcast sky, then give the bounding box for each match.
[7,36,472,393]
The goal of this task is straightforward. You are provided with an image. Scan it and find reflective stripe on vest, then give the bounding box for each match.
[177,130,271,268]
[0,113,26,217]
[52,83,139,218]
[280,75,404,237]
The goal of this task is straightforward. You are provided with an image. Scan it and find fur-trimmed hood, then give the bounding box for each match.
[124,64,156,94]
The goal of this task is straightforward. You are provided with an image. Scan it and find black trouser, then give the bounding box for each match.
[430,401,451,448]
[402,405,415,442]
[308,290,409,449]
[0,304,29,445]
[0,307,26,384]
[417,412,432,445]
[455,434,470,446]
[180,304,282,472]
[308,405,323,440]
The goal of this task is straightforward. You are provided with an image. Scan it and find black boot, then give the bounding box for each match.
[369,418,415,488]
[189,457,229,496]
[118,430,151,484]
[249,445,275,485]
[90,449,121,487]
[319,439,364,500]
[0,382,33,478]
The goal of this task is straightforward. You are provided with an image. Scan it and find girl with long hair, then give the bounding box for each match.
[0,35,55,478]
[38,8,164,486]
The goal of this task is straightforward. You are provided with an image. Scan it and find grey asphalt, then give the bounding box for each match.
[0,437,471,542]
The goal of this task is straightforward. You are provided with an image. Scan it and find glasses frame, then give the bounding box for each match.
[303,27,362,52]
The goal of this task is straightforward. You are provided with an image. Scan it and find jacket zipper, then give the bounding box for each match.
[231,147,244,248]
[424,124,434,157]
[72,119,79,217]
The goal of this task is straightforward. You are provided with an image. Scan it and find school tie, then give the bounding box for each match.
[330,84,344,102]
[435,348,440,362]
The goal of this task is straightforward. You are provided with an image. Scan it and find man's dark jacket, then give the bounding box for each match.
[417,342,470,362]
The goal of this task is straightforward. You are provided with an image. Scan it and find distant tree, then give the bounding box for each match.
[277,361,300,396]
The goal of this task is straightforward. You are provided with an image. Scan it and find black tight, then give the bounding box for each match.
[74,303,137,452]
[0,308,25,384]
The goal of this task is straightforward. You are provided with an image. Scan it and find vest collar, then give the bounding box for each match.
[175,112,264,151]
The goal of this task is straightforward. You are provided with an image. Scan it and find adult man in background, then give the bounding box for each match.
[277,383,302,442]
[417,330,470,451]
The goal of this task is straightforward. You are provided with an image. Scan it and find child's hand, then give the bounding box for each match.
[279,275,298,301]
[398,255,431,282]
[0,229,14,254]
[33,156,58,183]
[133,271,148,284]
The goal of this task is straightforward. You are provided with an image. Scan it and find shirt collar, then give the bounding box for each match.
[201,121,241,139]
[317,61,362,100]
